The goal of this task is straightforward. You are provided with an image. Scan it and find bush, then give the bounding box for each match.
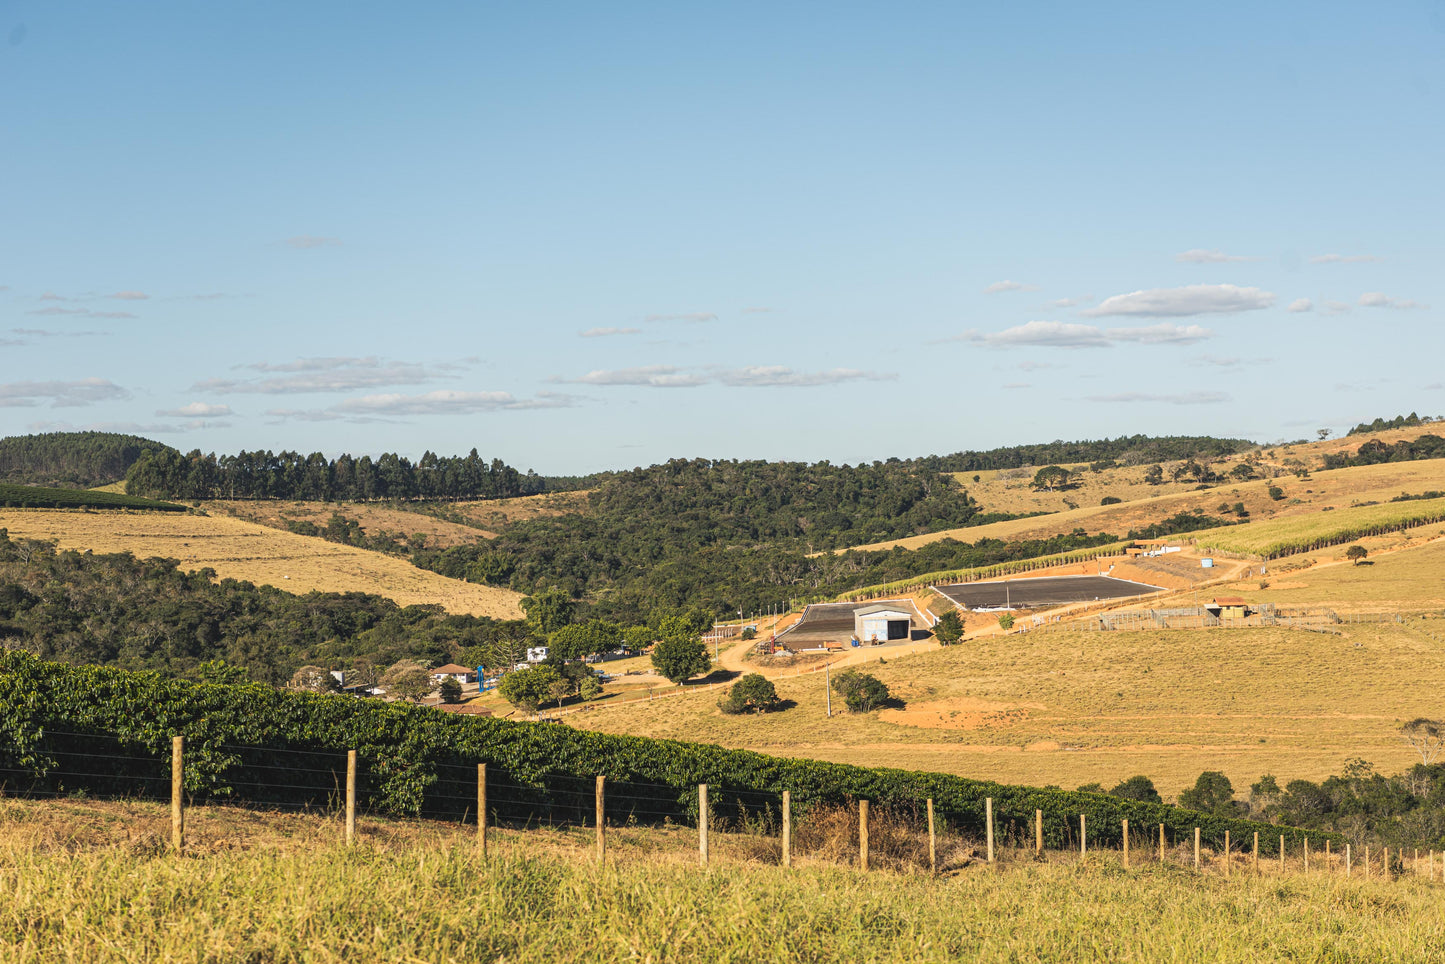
[997,613,1015,630]
[1268,485,1285,501]
[438,677,463,704]
[934,610,963,645]
[740,627,757,641]
[831,670,889,713]
[1110,775,1162,804]
[718,674,781,715]
[1100,496,1122,506]
[1178,771,1241,815]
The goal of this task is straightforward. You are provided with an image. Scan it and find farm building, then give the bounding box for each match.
[1206,597,1250,619]
[854,604,912,644]
[430,664,477,685]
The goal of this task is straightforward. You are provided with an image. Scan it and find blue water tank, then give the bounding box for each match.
[1201,558,1214,568]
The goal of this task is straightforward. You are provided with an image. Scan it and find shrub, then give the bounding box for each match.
[1100,496,1122,506]
[719,674,781,715]
[998,613,1015,630]
[740,627,757,641]
[1178,771,1241,815]
[934,610,964,646]
[1110,775,1162,804]
[831,670,889,713]
[438,677,463,704]
[1268,485,1285,501]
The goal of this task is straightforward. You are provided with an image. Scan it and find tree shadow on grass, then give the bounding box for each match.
[693,668,742,685]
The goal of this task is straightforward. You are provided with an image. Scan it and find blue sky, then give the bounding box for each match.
[2,1,1441,474]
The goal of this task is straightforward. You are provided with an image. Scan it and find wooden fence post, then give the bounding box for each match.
[699,784,709,866]
[1035,809,1042,858]
[345,750,357,847]
[1193,828,1200,870]
[986,798,995,864]
[859,800,870,872]
[1252,832,1259,871]
[1325,839,1331,871]
[170,735,184,853]
[927,799,937,873]
[1279,835,1285,873]
[1122,819,1129,869]
[1224,830,1230,876]
[1158,823,1165,862]
[595,776,606,863]
[477,764,487,856]
[1079,814,1086,856]
[1346,843,1351,876]
[782,791,792,869]
[1383,846,1389,878]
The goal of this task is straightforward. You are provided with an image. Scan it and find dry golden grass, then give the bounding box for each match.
[444,490,589,530]
[1230,531,1445,611]
[574,613,1445,798]
[850,459,1445,553]
[207,498,496,546]
[0,508,524,618]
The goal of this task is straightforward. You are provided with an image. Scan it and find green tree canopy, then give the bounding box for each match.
[650,634,711,684]
[934,610,964,645]
[719,673,781,715]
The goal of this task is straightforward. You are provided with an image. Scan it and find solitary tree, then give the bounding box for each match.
[934,610,964,645]
[1031,465,1073,492]
[498,664,563,714]
[1401,718,1444,764]
[380,660,433,703]
[1143,464,1165,486]
[1346,544,1369,565]
[831,670,890,713]
[651,634,711,684]
[718,674,782,714]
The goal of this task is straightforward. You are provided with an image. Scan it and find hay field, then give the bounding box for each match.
[443,490,589,530]
[848,459,1445,553]
[0,508,523,618]
[574,617,1444,798]
[207,499,496,546]
[7,799,1443,964]
[1228,533,1445,610]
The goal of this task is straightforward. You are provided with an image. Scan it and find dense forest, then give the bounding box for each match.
[910,434,1256,473]
[0,531,533,684]
[0,432,176,487]
[1321,435,1445,470]
[123,447,572,502]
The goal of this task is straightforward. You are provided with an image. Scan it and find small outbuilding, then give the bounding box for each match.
[1206,596,1250,619]
[853,604,913,644]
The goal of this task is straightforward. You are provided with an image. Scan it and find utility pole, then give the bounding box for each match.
[825,660,832,718]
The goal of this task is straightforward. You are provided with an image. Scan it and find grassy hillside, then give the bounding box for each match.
[1189,496,1445,558]
[4,798,1441,964]
[0,431,175,488]
[0,482,185,512]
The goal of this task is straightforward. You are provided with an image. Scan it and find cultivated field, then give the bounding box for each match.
[4,798,1443,963]
[0,508,524,618]
[848,458,1445,553]
[1189,496,1445,558]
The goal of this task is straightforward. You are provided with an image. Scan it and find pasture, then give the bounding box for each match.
[0,508,524,618]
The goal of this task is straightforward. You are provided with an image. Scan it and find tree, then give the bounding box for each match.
[578,676,603,702]
[651,634,711,684]
[548,620,622,661]
[1400,718,1444,764]
[1317,428,1333,440]
[1177,770,1237,814]
[719,673,781,714]
[1031,465,1073,492]
[1346,544,1369,565]
[438,677,463,704]
[380,660,432,703]
[1143,464,1164,486]
[498,665,562,714]
[997,613,1015,630]
[1267,485,1285,501]
[740,626,757,641]
[520,587,574,635]
[288,665,339,693]
[934,610,964,645]
[1109,775,1162,803]
[831,670,890,713]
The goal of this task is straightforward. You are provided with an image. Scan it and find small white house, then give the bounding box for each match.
[525,646,550,664]
[853,604,913,644]
[430,664,477,685]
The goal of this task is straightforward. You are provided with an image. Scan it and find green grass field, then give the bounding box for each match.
[1190,496,1445,558]
[3,798,1443,963]
[0,481,185,512]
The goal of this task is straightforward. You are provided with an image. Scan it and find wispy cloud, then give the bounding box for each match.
[963,321,1211,349]
[1084,284,1274,317]
[741,306,774,314]
[1175,249,1261,264]
[716,366,891,388]
[1310,253,1381,264]
[266,390,577,422]
[27,305,136,319]
[643,312,717,323]
[564,366,708,388]
[1359,292,1427,310]
[1086,391,1231,405]
[0,378,130,408]
[1323,300,1353,315]
[1045,295,1093,309]
[195,357,452,394]
[108,291,149,301]
[1287,298,1313,313]
[285,235,342,249]
[983,280,1040,294]
[579,327,641,338]
[156,402,233,418]
[38,291,71,302]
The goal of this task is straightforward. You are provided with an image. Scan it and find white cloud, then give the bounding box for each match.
[1287,298,1313,313]
[716,366,891,388]
[333,390,575,416]
[579,327,641,338]
[1045,295,1093,309]
[1359,292,1427,310]
[964,321,1210,349]
[1085,284,1274,317]
[38,291,71,302]
[285,235,342,249]
[1087,391,1231,405]
[109,291,149,300]
[0,378,130,408]
[644,312,716,323]
[567,366,707,388]
[1003,382,1031,389]
[1323,300,1353,315]
[1310,253,1381,264]
[195,357,451,394]
[1175,249,1260,264]
[983,280,1039,294]
[156,402,233,418]
[28,306,89,316]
